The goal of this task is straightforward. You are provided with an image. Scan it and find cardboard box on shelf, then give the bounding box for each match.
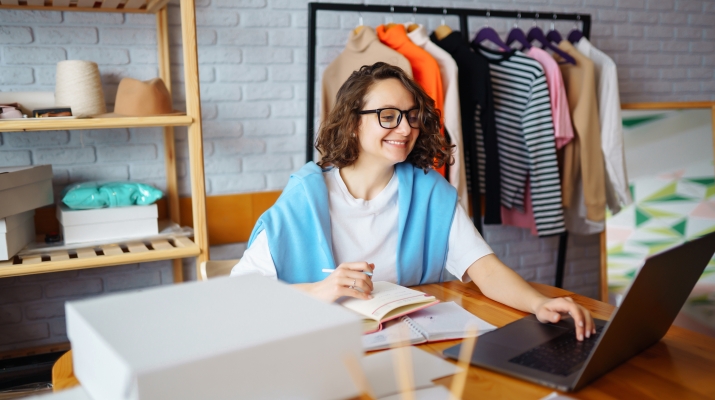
[57,204,158,245]
[0,210,35,261]
[0,165,53,220]
[66,275,363,400]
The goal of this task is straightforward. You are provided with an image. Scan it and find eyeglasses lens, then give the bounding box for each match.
[378,109,400,129]
[406,109,420,128]
[378,109,420,129]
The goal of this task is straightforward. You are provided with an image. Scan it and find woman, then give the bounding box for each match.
[232,62,595,341]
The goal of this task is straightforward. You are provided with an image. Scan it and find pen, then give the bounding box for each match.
[321,268,373,277]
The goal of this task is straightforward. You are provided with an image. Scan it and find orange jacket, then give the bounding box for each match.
[377,24,446,176]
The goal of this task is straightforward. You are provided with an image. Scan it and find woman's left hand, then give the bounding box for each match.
[533,297,595,341]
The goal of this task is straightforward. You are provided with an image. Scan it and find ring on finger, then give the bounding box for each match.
[352,279,356,288]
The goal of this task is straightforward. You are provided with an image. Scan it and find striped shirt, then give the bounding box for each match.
[474,46,565,236]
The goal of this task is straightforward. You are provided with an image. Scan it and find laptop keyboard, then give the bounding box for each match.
[508,325,605,377]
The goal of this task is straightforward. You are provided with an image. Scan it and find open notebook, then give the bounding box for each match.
[362,302,496,351]
[338,281,439,334]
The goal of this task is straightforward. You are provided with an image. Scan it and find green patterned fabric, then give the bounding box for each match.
[607,161,715,331]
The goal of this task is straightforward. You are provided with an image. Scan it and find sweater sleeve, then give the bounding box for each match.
[597,55,632,211]
[523,72,565,236]
[576,59,607,222]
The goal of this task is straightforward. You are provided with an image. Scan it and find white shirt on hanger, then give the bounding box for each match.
[232,167,493,283]
[576,37,632,214]
[406,24,469,213]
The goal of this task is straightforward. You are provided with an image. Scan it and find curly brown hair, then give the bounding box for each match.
[316,62,453,171]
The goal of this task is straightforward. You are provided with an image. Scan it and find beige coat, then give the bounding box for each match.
[320,27,413,123]
[557,40,606,223]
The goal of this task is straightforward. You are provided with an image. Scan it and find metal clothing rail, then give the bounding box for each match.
[305,2,592,289]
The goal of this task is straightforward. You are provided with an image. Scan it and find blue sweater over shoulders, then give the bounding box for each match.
[247,162,458,286]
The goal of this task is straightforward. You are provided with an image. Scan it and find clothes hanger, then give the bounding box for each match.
[505,13,531,50]
[545,14,563,43]
[473,10,511,51]
[526,13,576,64]
[567,15,584,44]
[384,5,396,30]
[353,12,365,35]
[433,8,452,40]
[406,7,419,33]
[353,1,367,35]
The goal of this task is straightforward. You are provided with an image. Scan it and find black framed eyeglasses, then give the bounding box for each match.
[357,108,420,129]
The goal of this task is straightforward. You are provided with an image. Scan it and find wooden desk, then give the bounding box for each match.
[53,281,715,399]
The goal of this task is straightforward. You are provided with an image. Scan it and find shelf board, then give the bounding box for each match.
[0,115,193,132]
[0,236,199,278]
[0,0,171,14]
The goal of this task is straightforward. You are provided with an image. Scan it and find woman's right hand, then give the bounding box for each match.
[301,262,375,302]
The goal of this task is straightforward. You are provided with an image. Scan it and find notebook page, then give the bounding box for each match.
[360,347,463,399]
[404,302,496,341]
[362,319,426,351]
[339,281,436,321]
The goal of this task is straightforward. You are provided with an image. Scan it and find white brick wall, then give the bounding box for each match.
[1,0,713,353]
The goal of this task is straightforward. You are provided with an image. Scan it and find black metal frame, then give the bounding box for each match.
[305,2,592,288]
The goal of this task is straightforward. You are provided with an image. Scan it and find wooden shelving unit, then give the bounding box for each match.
[0,115,193,132]
[0,0,209,282]
[0,237,199,279]
[0,0,172,14]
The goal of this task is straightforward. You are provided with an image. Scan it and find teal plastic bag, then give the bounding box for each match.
[62,182,163,210]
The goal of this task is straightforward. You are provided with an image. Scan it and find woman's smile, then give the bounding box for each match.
[383,139,408,147]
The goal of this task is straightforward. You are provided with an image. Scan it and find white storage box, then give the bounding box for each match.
[66,275,363,400]
[57,204,158,244]
[0,165,53,220]
[0,210,35,260]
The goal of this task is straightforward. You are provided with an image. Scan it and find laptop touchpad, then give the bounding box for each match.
[483,316,570,350]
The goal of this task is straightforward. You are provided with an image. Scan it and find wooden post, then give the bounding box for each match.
[180,0,210,277]
[156,5,184,283]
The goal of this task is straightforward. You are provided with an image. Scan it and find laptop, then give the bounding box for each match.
[443,231,715,392]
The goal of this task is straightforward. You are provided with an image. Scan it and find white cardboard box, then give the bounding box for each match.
[66,275,363,400]
[0,210,35,260]
[57,204,158,244]
[0,165,53,220]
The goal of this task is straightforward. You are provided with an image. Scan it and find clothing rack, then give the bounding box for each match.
[305,2,592,289]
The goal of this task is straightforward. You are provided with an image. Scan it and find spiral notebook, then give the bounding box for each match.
[362,301,496,351]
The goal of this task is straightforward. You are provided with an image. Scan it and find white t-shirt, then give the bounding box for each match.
[231,168,493,283]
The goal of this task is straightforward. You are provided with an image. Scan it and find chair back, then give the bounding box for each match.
[199,259,239,280]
